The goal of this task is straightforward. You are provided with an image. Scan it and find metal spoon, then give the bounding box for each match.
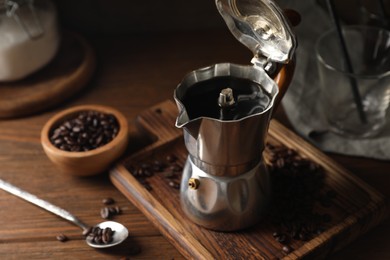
[0,179,129,248]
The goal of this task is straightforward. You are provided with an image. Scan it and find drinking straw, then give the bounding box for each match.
[378,0,389,28]
[326,0,367,123]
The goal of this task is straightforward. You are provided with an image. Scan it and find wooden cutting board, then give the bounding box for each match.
[0,32,96,119]
[110,100,388,259]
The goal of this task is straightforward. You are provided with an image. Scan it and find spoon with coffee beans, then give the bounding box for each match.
[0,179,129,248]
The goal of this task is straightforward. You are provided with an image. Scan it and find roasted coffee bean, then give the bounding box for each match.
[94,235,102,244]
[168,180,180,189]
[56,233,68,242]
[134,168,145,177]
[102,197,115,205]
[143,182,152,191]
[100,206,122,219]
[162,171,176,179]
[86,233,95,241]
[169,164,182,172]
[298,232,309,241]
[154,159,165,167]
[275,233,288,244]
[82,226,93,236]
[50,110,119,152]
[86,227,115,245]
[282,245,293,254]
[108,207,117,214]
[141,163,151,170]
[316,227,325,235]
[100,207,110,219]
[144,169,153,177]
[152,164,162,172]
[114,206,122,214]
[166,154,177,163]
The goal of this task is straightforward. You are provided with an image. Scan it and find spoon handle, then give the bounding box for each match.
[0,179,89,230]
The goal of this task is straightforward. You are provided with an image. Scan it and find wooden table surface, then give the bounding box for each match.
[0,30,389,259]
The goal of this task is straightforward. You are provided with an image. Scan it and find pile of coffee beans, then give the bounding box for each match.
[266,143,336,254]
[84,226,115,245]
[100,197,122,219]
[125,154,182,191]
[100,206,122,219]
[49,110,119,152]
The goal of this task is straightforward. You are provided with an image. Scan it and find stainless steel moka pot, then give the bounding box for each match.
[174,0,297,231]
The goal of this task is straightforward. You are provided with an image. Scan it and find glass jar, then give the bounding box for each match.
[0,0,60,81]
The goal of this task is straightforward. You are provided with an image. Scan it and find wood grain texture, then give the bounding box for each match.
[110,100,388,259]
[0,32,96,119]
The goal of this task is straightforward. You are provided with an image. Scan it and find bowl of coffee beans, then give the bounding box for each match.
[41,105,128,176]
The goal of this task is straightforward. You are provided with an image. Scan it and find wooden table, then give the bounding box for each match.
[0,30,389,259]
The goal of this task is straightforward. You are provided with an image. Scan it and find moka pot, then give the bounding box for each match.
[174,0,297,231]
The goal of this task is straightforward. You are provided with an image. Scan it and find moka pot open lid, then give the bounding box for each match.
[216,0,297,64]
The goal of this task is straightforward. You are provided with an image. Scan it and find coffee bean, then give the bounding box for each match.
[82,226,93,236]
[298,232,309,241]
[86,233,95,242]
[102,197,115,205]
[144,169,153,177]
[94,235,102,244]
[317,226,326,235]
[152,160,165,172]
[166,154,177,163]
[143,182,152,191]
[56,233,68,242]
[282,245,293,254]
[100,207,110,219]
[108,207,117,214]
[86,226,116,245]
[134,168,144,177]
[64,121,72,129]
[275,233,288,244]
[168,180,180,189]
[169,164,182,172]
[141,163,151,170]
[163,171,175,179]
[100,205,122,219]
[50,110,119,152]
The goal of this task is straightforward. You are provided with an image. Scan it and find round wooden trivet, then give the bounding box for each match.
[0,32,96,119]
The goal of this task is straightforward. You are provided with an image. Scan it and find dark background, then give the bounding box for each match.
[52,0,390,35]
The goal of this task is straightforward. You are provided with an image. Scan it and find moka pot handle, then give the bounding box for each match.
[272,57,295,111]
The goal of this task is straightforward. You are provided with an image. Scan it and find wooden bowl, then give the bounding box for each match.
[41,105,128,176]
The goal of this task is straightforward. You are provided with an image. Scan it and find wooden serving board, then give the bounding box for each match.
[109,100,388,259]
[0,32,96,119]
